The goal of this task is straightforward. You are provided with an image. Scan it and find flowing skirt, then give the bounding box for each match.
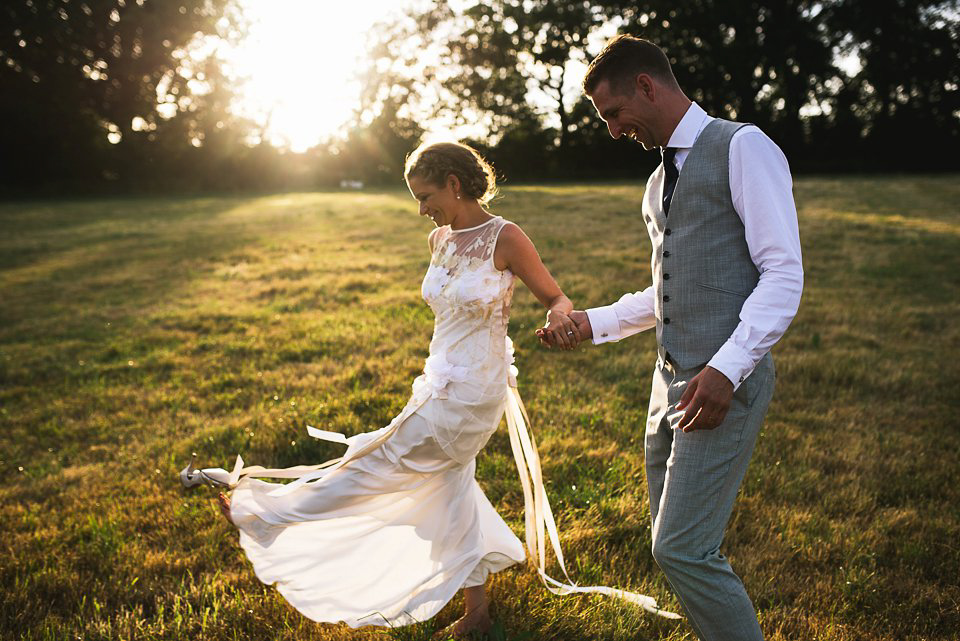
[219,375,679,627]
[227,394,525,628]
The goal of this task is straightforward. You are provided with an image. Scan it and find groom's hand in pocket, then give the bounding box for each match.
[676,366,734,432]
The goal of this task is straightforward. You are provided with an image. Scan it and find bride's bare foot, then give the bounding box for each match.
[435,607,492,639]
[217,492,234,526]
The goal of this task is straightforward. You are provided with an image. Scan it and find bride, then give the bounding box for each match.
[181,141,675,637]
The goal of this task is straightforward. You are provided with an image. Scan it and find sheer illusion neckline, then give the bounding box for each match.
[449,215,501,233]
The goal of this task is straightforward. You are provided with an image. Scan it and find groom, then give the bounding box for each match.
[541,36,803,640]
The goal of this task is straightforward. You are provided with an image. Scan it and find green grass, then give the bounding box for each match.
[1,176,958,640]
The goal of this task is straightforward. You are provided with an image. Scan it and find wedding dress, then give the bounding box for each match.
[189,216,678,627]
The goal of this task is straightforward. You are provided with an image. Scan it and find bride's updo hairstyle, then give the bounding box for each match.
[404,141,498,206]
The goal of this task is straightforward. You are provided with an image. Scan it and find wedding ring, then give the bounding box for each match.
[566,331,575,336]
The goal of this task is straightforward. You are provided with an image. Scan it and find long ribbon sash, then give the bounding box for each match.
[503,386,680,619]
[202,403,422,494]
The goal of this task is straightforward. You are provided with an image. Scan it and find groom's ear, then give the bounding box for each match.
[634,73,657,101]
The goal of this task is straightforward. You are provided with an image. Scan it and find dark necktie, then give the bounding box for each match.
[661,147,679,216]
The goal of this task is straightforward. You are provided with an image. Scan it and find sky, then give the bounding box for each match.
[221,0,409,152]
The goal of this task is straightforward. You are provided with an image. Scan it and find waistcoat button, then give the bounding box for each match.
[664,228,672,236]
[663,318,671,324]
[663,273,670,280]
[663,250,671,258]
[663,295,671,302]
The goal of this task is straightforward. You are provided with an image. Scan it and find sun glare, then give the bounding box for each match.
[225,0,404,152]
[220,2,614,152]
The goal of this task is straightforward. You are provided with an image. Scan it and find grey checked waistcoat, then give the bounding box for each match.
[642,119,758,370]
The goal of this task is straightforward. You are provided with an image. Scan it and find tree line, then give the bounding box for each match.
[1,0,957,196]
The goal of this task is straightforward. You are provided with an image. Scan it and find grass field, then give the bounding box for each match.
[1,176,958,641]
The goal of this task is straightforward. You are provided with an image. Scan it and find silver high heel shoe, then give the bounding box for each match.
[179,452,232,489]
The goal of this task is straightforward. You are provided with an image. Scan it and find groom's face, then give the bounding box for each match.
[589,78,658,150]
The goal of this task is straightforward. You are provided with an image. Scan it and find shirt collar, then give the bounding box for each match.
[665,102,710,150]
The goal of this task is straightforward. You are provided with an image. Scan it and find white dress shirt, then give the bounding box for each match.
[586,102,804,389]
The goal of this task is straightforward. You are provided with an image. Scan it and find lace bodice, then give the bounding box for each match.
[419,216,516,387]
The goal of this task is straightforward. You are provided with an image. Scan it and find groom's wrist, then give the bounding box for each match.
[585,307,618,345]
[569,310,592,340]
[707,342,755,390]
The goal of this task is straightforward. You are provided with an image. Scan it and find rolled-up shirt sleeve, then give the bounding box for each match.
[586,286,657,345]
[707,128,804,388]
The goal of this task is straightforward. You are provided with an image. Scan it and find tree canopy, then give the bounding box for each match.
[2,0,957,194]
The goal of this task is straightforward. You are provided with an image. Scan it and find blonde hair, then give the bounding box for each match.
[404,141,498,206]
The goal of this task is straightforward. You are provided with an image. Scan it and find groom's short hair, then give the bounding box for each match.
[583,35,678,96]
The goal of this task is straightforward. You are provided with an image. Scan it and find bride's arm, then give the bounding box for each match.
[494,223,581,350]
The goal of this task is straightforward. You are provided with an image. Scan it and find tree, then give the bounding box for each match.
[0,0,244,192]
[591,1,834,161]
[824,0,960,169]
[358,1,847,174]
[445,1,605,150]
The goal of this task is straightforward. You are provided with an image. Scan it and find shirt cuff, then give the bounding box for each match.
[707,341,757,391]
[586,306,621,345]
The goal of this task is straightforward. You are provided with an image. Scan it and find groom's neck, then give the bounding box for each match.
[657,93,693,148]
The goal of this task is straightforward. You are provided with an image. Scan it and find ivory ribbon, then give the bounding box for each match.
[503,386,680,619]
[207,401,422,497]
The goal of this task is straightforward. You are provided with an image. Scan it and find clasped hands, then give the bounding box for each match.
[535,309,592,351]
[535,310,734,432]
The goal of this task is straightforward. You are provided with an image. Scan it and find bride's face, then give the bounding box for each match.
[407,175,460,227]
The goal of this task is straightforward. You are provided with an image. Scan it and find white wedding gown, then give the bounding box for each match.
[210,216,678,627]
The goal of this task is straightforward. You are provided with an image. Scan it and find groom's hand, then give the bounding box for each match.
[568,310,592,341]
[676,366,734,432]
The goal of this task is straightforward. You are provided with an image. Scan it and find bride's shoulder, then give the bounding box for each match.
[492,218,535,254]
[491,216,518,235]
[491,218,540,271]
[494,218,527,240]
